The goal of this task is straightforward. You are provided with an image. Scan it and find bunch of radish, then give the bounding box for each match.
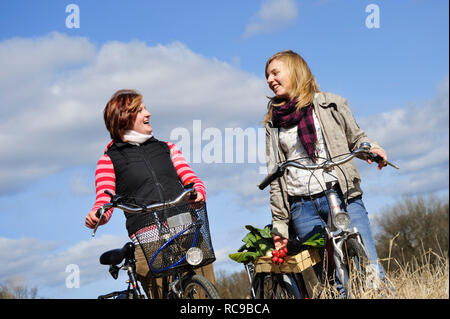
[271,247,288,265]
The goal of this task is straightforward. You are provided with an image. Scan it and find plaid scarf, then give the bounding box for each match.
[272,98,318,162]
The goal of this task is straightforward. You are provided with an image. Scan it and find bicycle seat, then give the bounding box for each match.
[99,242,135,266]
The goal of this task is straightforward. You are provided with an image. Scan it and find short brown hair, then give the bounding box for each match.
[103,89,143,141]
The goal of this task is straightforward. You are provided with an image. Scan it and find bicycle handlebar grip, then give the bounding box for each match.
[258,166,286,190]
[95,207,104,219]
[183,181,197,200]
[258,173,276,190]
[189,189,198,200]
[368,152,384,163]
[368,152,400,169]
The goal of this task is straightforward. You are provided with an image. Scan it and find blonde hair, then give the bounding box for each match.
[263,50,319,124]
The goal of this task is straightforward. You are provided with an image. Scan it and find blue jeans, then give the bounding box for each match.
[290,192,385,293]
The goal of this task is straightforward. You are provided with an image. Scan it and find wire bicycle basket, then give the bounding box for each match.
[130,201,215,277]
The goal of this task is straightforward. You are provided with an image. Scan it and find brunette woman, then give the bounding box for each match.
[85,89,215,298]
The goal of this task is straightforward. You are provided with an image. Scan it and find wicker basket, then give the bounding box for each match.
[130,202,215,277]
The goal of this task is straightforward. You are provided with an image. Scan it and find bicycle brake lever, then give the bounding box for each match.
[104,189,114,198]
[92,207,105,237]
[184,182,195,189]
[104,190,125,206]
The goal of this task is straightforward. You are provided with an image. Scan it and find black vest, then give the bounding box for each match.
[106,137,184,235]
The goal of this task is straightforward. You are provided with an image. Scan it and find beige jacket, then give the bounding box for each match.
[265,91,383,239]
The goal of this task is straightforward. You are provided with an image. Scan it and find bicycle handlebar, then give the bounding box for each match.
[91,184,197,237]
[258,142,399,190]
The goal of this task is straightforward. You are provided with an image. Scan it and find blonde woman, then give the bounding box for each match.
[263,50,387,293]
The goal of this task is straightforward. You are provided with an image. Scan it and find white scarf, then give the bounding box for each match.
[123,130,153,145]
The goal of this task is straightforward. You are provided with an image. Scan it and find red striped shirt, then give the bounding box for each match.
[91,141,206,224]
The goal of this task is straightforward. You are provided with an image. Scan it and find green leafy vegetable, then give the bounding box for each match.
[302,228,326,248]
[229,225,326,264]
[229,225,274,264]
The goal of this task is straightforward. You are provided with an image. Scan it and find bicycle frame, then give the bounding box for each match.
[324,187,369,294]
[244,262,257,298]
[160,268,198,299]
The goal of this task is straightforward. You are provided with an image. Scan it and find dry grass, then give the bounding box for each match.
[216,247,449,299]
[311,248,449,299]
[217,235,449,299]
[382,250,449,299]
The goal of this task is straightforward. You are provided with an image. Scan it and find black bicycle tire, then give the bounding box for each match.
[345,237,369,294]
[182,274,220,299]
[346,238,368,268]
[253,273,297,299]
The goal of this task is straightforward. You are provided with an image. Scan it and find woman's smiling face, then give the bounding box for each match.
[132,103,152,135]
[266,59,293,99]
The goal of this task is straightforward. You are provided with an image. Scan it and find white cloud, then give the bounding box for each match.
[203,165,269,207]
[356,76,449,197]
[70,173,92,196]
[213,247,236,265]
[0,32,447,204]
[359,87,449,163]
[243,0,299,39]
[0,32,269,195]
[0,235,128,289]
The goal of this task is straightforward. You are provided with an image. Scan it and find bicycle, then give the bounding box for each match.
[258,142,399,298]
[92,183,220,299]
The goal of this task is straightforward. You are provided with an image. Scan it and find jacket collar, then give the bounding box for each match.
[114,136,157,149]
[314,92,337,110]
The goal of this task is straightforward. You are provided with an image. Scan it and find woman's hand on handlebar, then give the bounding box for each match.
[188,190,204,209]
[189,191,204,203]
[367,147,388,170]
[85,210,102,229]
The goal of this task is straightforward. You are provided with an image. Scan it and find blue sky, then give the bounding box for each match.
[0,0,448,298]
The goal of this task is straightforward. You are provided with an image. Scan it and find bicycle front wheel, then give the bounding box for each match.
[182,274,220,299]
[253,273,297,299]
[345,237,369,294]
